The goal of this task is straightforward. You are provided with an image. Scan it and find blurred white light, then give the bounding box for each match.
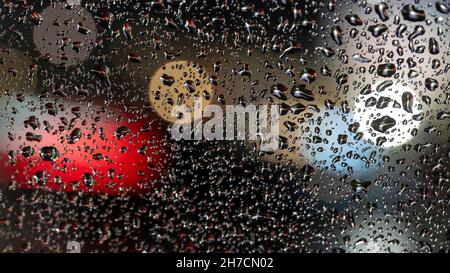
[353,83,421,148]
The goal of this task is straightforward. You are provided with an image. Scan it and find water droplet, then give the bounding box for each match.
[291,85,314,101]
[39,146,59,161]
[375,2,389,22]
[68,128,82,144]
[115,126,131,140]
[401,4,426,22]
[345,14,363,26]
[21,146,35,158]
[429,38,439,55]
[402,92,414,113]
[351,180,372,193]
[436,2,449,14]
[377,63,396,77]
[425,78,438,91]
[330,26,344,45]
[299,68,317,84]
[370,116,396,133]
[368,24,388,37]
[271,84,288,100]
[83,173,95,187]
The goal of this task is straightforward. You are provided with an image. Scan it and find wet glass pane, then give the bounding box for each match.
[0,0,449,253]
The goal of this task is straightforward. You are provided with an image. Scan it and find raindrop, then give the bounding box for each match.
[291,85,314,101]
[377,63,396,77]
[370,116,396,133]
[330,26,344,45]
[402,92,414,113]
[39,146,59,161]
[401,4,426,22]
[83,173,96,187]
[115,126,131,140]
